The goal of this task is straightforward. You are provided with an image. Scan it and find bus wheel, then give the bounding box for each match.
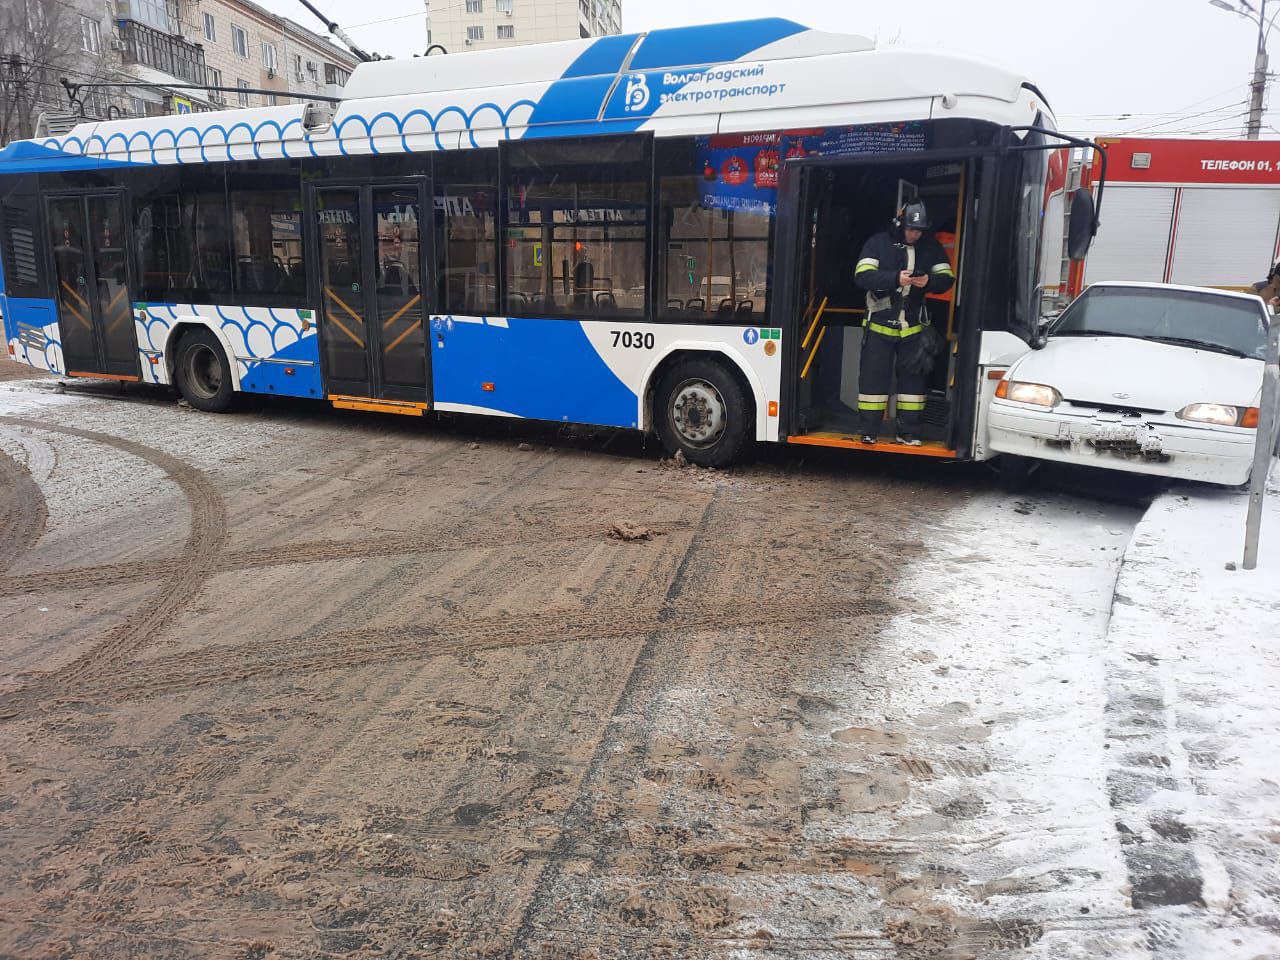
[174,329,236,413]
[655,358,750,468]
[998,453,1032,493]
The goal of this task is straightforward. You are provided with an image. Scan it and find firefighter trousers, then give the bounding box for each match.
[856,328,927,436]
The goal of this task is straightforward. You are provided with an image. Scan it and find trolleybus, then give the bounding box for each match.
[0,17,1103,466]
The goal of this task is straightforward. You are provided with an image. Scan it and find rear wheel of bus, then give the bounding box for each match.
[174,329,236,413]
[655,357,751,468]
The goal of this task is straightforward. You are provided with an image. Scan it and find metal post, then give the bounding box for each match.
[1248,0,1269,140]
[1243,319,1280,569]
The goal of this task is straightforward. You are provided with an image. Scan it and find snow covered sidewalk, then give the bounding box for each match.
[1103,469,1280,958]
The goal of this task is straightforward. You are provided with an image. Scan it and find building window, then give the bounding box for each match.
[465,0,483,11]
[237,79,250,106]
[497,24,513,39]
[435,151,497,315]
[125,0,173,32]
[291,53,303,79]
[655,137,773,322]
[208,67,224,103]
[466,25,484,41]
[232,24,248,58]
[503,136,648,318]
[323,63,351,86]
[80,16,101,54]
[203,12,216,42]
[262,42,277,72]
[497,0,513,11]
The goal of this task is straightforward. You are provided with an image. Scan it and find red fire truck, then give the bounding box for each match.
[1074,137,1280,297]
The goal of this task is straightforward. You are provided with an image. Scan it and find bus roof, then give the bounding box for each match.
[0,18,1048,174]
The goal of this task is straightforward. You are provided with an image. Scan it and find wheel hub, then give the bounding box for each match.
[187,345,222,399]
[671,380,726,448]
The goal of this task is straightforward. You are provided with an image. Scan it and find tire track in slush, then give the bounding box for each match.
[0,446,47,573]
[0,416,227,714]
[506,486,723,956]
[0,517,695,597]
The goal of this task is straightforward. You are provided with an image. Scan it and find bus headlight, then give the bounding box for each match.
[1178,403,1257,427]
[995,380,1061,408]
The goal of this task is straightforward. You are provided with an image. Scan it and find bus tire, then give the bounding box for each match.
[998,453,1032,493]
[655,357,750,468]
[174,329,236,413]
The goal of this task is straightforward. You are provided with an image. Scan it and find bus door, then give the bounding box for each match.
[45,191,139,379]
[309,181,431,412]
[776,154,971,459]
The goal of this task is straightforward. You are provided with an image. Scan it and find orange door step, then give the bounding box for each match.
[328,395,429,417]
[788,432,958,459]
[66,371,141,382]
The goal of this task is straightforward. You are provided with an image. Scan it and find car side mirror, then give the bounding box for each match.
[1067,188,1098,261]
[1032,314,1056,350]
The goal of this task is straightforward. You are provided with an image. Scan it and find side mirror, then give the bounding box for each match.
[1032,314,1056,350]
[1067,188,1098,261]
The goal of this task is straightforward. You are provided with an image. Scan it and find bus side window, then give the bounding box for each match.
[434,149,498,317]
[135,166,233,304]
[229,163,307,302]
[502,135,648,320]
[655,137,773,324]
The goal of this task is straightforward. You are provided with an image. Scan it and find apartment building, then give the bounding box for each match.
[197,0,359,110]
[424,0,622,53]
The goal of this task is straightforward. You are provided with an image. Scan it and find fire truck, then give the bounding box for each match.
[1074,137,1280,297]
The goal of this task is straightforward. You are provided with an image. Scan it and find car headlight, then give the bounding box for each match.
[1177,403,1259,427]
[995,379,1062,408]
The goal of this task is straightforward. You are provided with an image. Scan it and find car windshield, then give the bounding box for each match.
[1052,286,1269,359]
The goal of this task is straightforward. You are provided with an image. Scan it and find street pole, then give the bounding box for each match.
[1248,0,1269,139]
[1243,318,1279,570]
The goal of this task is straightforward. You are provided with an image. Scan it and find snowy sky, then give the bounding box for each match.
[253,0,1274,139]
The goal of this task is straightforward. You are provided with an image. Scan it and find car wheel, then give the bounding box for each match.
[655,357,751,468]
[174,329,236,413]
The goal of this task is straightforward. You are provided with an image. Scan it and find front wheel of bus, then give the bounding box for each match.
[175,329,236,413]
[655,358,750,468]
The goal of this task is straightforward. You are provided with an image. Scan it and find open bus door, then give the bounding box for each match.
[776,153,970,459]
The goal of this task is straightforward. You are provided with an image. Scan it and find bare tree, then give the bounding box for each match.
[0,0,123,144]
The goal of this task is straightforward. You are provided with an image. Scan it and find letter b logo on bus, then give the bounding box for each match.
[623,73,650,113]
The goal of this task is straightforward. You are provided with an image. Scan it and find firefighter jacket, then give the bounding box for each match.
[854,230,956,336]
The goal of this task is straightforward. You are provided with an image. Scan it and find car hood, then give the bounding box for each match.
[1010,336,1263,410]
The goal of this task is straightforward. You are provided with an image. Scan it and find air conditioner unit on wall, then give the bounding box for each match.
[109,37,127,52]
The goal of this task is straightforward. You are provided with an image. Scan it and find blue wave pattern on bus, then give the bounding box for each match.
[138,303,322,397]
[432,316,637,427]
[4,299,62,374]
[12,19,812,168]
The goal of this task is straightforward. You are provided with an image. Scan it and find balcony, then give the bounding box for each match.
[118,19,207,86]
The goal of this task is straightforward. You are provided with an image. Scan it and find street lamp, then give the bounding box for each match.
[1210,0,1278,139]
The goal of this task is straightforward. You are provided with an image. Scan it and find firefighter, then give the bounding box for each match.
[853,200,955,445]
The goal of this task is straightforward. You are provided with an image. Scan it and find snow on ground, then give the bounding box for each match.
[1104,470,1280,958]
[846,460,1280,959]
[838,483,1150,957]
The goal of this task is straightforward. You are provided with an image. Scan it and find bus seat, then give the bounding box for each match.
[735,300,755,320]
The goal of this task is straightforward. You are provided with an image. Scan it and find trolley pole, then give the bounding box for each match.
[1243,320,1280,569]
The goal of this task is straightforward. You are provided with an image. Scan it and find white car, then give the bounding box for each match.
[988,282,1271,486]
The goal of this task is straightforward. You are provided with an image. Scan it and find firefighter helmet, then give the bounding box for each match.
[899,200,932,231]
